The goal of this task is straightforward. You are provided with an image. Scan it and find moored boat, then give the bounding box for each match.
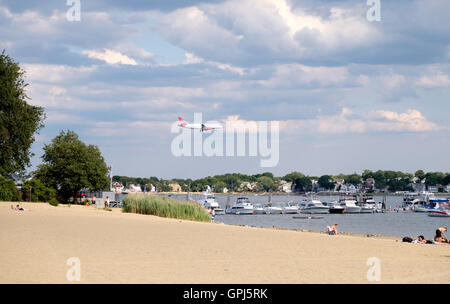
[280,201,299,214]
[226,197,255,215]
[339,195,361,213]
[300,199,329,214]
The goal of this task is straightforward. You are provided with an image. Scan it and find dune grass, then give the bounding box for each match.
[122,194,211,222]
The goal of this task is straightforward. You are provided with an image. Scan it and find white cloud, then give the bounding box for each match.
[279,108,440,134]
[417,71,450,88]
[155,0,381,64]
[259,64,349,88]
[82,49,137,65]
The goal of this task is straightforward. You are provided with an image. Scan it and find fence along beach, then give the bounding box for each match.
[0,201,449,283]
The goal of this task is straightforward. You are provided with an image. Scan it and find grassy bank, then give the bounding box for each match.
[122,194,211,222]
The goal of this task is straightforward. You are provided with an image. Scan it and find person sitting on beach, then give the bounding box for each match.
[326,224,338,235]
[434,229,449,244]
[437,227,448,243]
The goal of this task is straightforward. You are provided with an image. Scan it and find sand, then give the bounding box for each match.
[0,202,449,284]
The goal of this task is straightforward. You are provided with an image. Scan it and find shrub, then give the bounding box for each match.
[0,177,20,201]
[48,198,59,207]
[21,179,56,202]
[122,194,211,222]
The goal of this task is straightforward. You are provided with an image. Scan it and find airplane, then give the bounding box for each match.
[178,117,222,132]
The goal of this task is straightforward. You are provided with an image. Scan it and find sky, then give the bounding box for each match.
[1,0,449,179]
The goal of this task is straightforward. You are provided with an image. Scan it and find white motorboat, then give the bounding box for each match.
[357,195,380,213]
[326,201,345,214]
[226,197,255,215]
[198,195,220,209]
[428,209,450,217]
[300,199,329,214]
[339,195,361,213]
[280,201,299,214]
[253,204,267,214]
[264,205,283,214]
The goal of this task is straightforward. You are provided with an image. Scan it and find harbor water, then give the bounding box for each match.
[170,194,449,239]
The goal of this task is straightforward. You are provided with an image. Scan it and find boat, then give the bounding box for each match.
[401,192,420,210]
[325,201,345,214]
[357,195,381,213]
[198,195,220,209]
[264,205,283,214]
[339,195,361,213]
[253,204,267,214]
[412,192,444,212]
[279,201,299,214]
[428,209,450,217]
[300,199,329,214]
[226,197,255,215]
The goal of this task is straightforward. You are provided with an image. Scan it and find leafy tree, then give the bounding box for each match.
[0,51,45,177]
[0,176,20,201]
[318,175,334,190]
[21,179,56,202]
[345,173,362,185]
[283,171,305,182]
[414,170,425,180]
[294,176,312,192]
[444,174,450,186]
[424,172,445,186]
[256,176,277,192]
[35,130,109,203]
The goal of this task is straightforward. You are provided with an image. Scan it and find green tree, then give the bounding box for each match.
[0,51,45,177]
[0,176,20,201]
[256,176,277,192]
[294,176,312,192]
[345,173,362,185]
[414,170,425,181]
[283,171,305,182]
[21,179,56,202]
[318,175,334,190]
[35,130,109,203]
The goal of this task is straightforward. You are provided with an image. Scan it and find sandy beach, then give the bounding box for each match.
[0,202,449,284]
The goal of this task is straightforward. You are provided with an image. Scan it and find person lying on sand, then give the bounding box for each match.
[12,204,26,211]
[412,235,426,244]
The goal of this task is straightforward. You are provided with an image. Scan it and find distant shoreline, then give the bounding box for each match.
[156,191,450,197]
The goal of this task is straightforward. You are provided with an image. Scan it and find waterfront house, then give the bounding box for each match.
[112,182,124,193]
[340,184,357,193]
[279,180,293,193]
[169,183,182,192]
[427,185,438,193]
[239,182,253,191]
[129,184,142,193]
[362,178,376,192]
[410,182,426,192]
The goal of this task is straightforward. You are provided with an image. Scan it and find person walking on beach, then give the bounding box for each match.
[92,194,96,206]
[106,196,110,208]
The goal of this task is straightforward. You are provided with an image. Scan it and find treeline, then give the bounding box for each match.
[113,170,450,193]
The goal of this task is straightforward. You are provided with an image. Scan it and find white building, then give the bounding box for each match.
[279,181,293,193]
[129,184,142,193]
[340,184,357,193]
